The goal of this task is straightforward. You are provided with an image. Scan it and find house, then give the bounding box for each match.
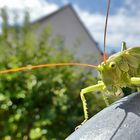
[32,5,102,65]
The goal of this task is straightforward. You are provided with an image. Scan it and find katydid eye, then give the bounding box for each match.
[109,62,116,68]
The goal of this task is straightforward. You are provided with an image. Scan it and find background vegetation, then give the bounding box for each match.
[0,9,116,140]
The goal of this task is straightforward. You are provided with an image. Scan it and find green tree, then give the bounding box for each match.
[0,9,108,140]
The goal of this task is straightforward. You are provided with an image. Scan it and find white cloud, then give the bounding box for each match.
[120,0,140,15]
[0,0,59,23]
[74,5,140,52]
[61,0,69,5]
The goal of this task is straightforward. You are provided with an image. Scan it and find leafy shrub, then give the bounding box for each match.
[0,9,107,140]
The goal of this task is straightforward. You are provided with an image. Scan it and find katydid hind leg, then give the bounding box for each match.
[130,77,140,92]
[130,77,140,86]
[137,88,140,92]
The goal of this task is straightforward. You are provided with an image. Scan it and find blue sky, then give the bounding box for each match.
[0,0,140,53]
[47,0,123,15]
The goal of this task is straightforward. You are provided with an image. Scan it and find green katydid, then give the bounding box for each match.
[0,0,140,128]
[79,43,140,126]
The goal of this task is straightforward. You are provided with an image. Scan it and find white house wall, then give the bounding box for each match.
[33,5,102,65]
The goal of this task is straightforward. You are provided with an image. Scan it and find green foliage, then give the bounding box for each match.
[0,9,108,140]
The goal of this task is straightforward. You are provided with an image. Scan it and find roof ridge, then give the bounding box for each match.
[31,4,72,24]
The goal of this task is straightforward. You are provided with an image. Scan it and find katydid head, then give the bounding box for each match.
[97,51,129,95]
[97,59,120,93]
